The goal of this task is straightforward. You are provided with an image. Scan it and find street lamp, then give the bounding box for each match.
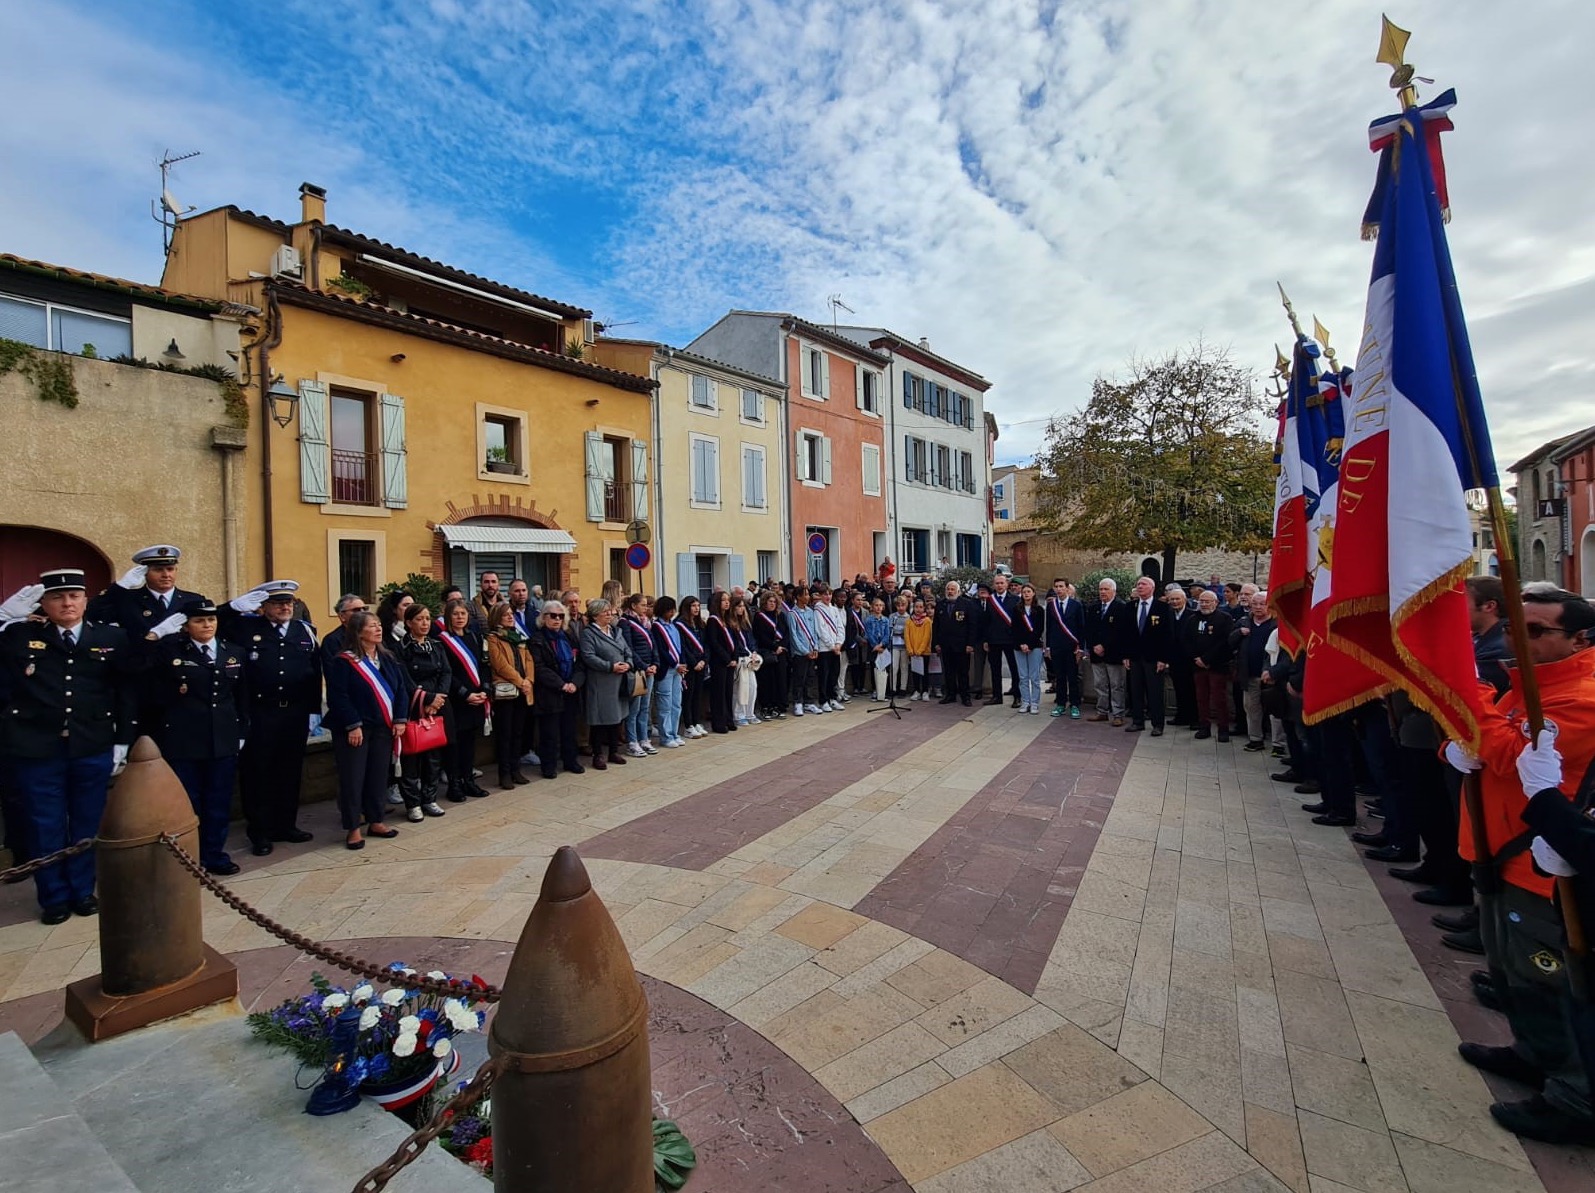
[267,379,299,428]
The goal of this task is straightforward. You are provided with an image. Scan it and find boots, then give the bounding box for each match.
[510,768,532,785]
[466,777,492,798]
[446,778,468,803]
[608,748,628,766]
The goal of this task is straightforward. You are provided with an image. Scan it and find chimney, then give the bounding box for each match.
[299,182,327,224]
[919,337,931,350]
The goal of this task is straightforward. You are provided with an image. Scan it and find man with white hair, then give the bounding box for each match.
[1085,578,1130,724]
[1164,583,1196,726]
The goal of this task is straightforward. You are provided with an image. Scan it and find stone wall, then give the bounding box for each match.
[993,528,1270,589]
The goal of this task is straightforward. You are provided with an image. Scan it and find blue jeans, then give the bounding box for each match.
[1014,647,1046,708]
[12,745,113,909]
[654,669,683,742]
[625,675,654,744]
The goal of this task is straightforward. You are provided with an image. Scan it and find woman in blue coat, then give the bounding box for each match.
[325,610,413,849]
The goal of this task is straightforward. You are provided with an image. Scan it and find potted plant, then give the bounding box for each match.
[484,445,518,475]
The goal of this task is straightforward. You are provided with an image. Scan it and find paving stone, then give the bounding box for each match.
[1001,1024,1147,1117]
[1296,1109,1408,1193]
[918,1126,1092,1193]
[1066,1130,1261,1193]
[1049,1079,1212,1176]
[1245,1102,1309,1193]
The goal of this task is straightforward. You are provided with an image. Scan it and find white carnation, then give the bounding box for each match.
[443,999,479,1033]
[426,970,448,981]
[398,1014,421,1035]
[432,1038,452,1058]
[381,988,406,1006]
[393,1033,418,1058]
[321,993,349,1009]
[352,984,374,1004]
[358,1005,381,1031]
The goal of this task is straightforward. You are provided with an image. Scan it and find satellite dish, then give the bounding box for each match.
[161,188,187,216]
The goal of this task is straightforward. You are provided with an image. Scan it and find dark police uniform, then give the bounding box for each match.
[226,606,320,852]
[0,584,138,915]
[147,620,250,873]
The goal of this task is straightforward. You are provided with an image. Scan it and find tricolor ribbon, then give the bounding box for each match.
[1048,597,1080,647]
[342,652,401,762]
[987,594,1012,626]
[438,632,481,688]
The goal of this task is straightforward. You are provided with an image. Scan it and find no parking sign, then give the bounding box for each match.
[625,543,651,571]
[807,532,827,556]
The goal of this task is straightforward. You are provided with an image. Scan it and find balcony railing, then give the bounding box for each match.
[332,449,380,505]
[603,481,628,523]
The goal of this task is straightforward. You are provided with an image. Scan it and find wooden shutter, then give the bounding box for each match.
[796,433,809,482]
[800,345,813,395]
[631,438,648,523]
[676,553,695,600]
[297,380,330,504]
[379,393,407,508]
[820,353,831,399]
[854,364,865,411]
[728,554,746,589]
[820,436,832,485]
[903,372,913,408]
[584,431,605,521]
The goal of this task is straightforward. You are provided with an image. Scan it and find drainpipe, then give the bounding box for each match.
[653,347,669,591]
[258,285,285,580]
[778,336,793,580]
[883,347,899,581]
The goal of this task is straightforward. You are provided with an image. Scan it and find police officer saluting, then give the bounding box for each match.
[222,581,320,856]
[0,569,138,924]
[88,544,204,630]
[144,600,249,876]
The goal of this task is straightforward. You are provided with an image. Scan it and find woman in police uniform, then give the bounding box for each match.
[146,601,250,876]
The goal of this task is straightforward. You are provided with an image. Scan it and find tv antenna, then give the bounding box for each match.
[827,294,854,329]
[151,149,201,254]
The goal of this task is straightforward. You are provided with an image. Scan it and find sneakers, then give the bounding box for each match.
[406,807,424,822]
[826,700,844,712]
[421,802,446,818]
[1070,706,1081,719]
[662,737,684,748]
[805,704,824,715]
[1051,705,1066,717]
[626,743,647,758]
[518,751,541,767]
[793,704,805,716]
[1029,704,1040,714]
[640,741,659,755]
[387,787,404,806]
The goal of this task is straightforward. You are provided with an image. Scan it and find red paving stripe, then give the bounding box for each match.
[854,723,1137,996]
[579,701,966,870]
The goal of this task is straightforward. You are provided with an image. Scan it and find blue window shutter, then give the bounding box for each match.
[903,372,913,408]
[584,431,605,521]
[675,553,695,599]
[379,393,407,508]
[297,380,330,504]
[631,439,649,524]
[728,554,746,589]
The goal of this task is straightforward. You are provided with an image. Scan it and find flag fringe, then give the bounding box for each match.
[1390,561,1481,750]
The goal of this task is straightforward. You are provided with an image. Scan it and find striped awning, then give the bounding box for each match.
[439,525,577,554]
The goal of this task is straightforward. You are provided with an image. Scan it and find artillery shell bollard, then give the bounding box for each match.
[63,737,238,1041]
[489,846,653,1193]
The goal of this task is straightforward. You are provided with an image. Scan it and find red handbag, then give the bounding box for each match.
[399,688,450,755]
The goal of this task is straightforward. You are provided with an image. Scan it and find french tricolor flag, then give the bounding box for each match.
[1267,355,1310,653]
[1318,92,1492,747]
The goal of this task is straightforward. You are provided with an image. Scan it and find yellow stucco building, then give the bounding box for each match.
[160,185,656,617]
[590,339,788,596]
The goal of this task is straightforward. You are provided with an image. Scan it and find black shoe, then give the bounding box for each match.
[1474,982,1506,1012]
[1216,732,1231,743]
[961,697,971,706]
[1490,1095,1595,1145]
[542,768,558,780]
[250,841,274,857]
[940,696,957,704]
[40,905,71,925]
[1150,728,1164,737]
[1243,741,1266,752]
[1193,729,1212,740]
[1458,1043,1545,1088]
[1441,928,1485,955]
[72,896,99,917]
[1432,908,1478,932]
[273,829,314,844]
[1301,802,1329,814]
[986,697,1004,706]
[206,861,241,877]
[510,770,531,785]
[1125,723,1144,733]
[1413,886,1473,907]
[1365,846,1419,863]
[1313,814,1356,827]
[563,763,585,775]
[1389,865,1441,885]
[1294,782,1321,795]
[1351,831,1387,846]
[1011,697,1023,709]
[1364,806,1386,820]
[1271,771,1302,783]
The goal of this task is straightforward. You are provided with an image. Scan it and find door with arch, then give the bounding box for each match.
[0,525,110,597]
[1582,529,1595,599]
[1011,541,1029,578]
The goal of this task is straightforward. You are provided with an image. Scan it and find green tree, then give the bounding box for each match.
[1032,343,1276,582]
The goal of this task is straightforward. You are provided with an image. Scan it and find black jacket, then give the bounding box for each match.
[1044,596,1085,655]
[751,608,787,659]
[1474,621,1510,697]
[227,613,321,716]
[398,635,454,719]
[87,584,206,632]
[980,591,1021,647]
[0,620,139,758]
[147,635,250,759]
[1181,608,1235,670]
[528,627,585,715]
[1523,779,1595,936]
[933,595,980,652]
[1013,602,1045,650]
[1120,596,1175,665]
[1084,599,1128,658]
[1229,615,1276,678]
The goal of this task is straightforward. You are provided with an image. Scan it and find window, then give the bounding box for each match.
[741,444,767,509]
[337,539,376,602]
[800,344,829,399]
[330,390,379,505]
[740,388,765,424]
[696,555,717,605]
[956,533,983,568]
[903,372,917,409]
[959,451,976,494]
[861,443,882,496]
[935,444,951,489]
[690,434,720,506]
[690,374,717,411]
[483,413,524,475]
[904,435,928,483]
[0,293,132,358]
[797,430,831,485]
[900,528,929,573]
[609,548,631,590]
[584,434,633,522]
[993,480,1006,500]
[757,550,779,582]
[858,368,880,414]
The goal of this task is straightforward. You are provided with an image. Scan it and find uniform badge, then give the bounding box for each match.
[1530,949,1562,975]
[253,635,262,642]
[226,657,237,665]
[143,609,153,617]
[250,651,259,662]
[1150,616,1160,625]
[173,658,183,666]
[24,663,34,677]
[27,640,46,650]
[179,682,188,695]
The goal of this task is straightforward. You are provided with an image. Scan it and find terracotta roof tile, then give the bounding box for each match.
[0,253,222,311]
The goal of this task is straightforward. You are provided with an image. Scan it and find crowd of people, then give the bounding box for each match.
[2,545,1593,1146]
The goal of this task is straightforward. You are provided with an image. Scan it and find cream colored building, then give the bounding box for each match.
[591,339,788,595]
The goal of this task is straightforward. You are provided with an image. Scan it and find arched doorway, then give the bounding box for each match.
[1139,556,1161,585]
[0,525,111,596]
[1531,539,1547,581]
[1581,529,1595,599]
[1011,541,1029,577]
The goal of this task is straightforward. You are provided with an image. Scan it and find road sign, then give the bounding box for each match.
[625,543,652,571]
[807,532,827,556]
[625,519,651,545]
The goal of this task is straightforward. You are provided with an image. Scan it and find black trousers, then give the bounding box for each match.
[683,668,706,728]
[984,644,1017,698]
[241,704,310,845]
[333,728,393,831]
[399,748,442,807]
[1127,660,1165,728]
[942,648,971,698]
[535,705,580,776]
[1169,661,1197,725]
[1403,748,1469,889]
[756,655,788,714]
[1051,649,1082,707]
[708,664,734,731]
[788,654,814,707]
[450,708,483,787]
[1310,714,1358,818]
[817,651,841,703]
[494,701,529,776]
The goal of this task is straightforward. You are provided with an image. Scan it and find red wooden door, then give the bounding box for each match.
[0,525,111,597]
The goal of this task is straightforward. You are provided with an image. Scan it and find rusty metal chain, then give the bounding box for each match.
[0,838,94,884]
[156,833,501,1004]
[351,1055,503,1193]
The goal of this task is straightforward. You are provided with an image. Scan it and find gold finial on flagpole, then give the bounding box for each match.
[1274,344,1290,377]
[1313,317,1339,370]
[1377,15,1426,108]
[1277,283,1305,340]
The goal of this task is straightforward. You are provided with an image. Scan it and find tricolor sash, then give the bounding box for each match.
[791,612,816,652]
[439,632,482,688]
[678,623,704,656]
[987,594,1013,626]
[757,610,784,642]
[342,652,401,763]
[1048,598,1080,646]
[660,621,682,665]
[1019,605,1035,635]
[709,615,735,654]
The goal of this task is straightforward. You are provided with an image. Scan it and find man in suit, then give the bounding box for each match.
[1045,578,1086,718]
[223,581,320,857]
[981,572,1022,708]
[1085,579,1130,725]
[1121,576,1174,735]
[0,569,140,923]
[1163,584,1198,727]
[933,580,979,706]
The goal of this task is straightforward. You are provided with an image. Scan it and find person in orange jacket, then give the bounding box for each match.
[1445,585,1595,1144]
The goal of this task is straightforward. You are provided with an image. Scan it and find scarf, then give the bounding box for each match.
[543,627,574,680]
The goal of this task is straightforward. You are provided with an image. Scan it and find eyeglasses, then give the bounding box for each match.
[1524,623,1578,639]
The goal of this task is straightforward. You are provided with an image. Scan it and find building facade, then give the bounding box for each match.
[991,465,1041,526]
[1510,426,1595,595]
[0,254,245,599]
[590,338,788,599]
[1554,429,1595,597]
[160,185,657,617]
[688,313,890,585]
[835,328,991,574]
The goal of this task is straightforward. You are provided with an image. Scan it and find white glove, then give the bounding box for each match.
[116,565,148,590]
[1531,836,1577,877]
[230,588,269,614]
[111,744,129,775]
[148,612,187,640]
[0,584,44,622]
[308,713,323,737]
[238,738,247,751]
[1516,725,1562,796]
[1443,742,1483,774]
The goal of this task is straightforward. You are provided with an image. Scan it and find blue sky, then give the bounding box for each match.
[3,0,1591,468]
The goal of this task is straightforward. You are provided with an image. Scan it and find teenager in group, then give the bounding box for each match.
[1010,584,1046,714]
[395,602,452,820]
[579,599,635,769]
[1045,577,1086,719]
[676,595,708,738]
[904,597,934,700]
[437,599,490,799]
[325,610,411,850]
[813,584,846,710]
[785,586,823,715]
[729,600,759,726]
[485,602,534,789]
[888,592,912,700]
[528,600,585,777]
[865,597,892,700]
[650,596,688,748]
[844,589,871,696]
[618,593,658,757]
[704,590,739,733]
[752,590,789,721]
